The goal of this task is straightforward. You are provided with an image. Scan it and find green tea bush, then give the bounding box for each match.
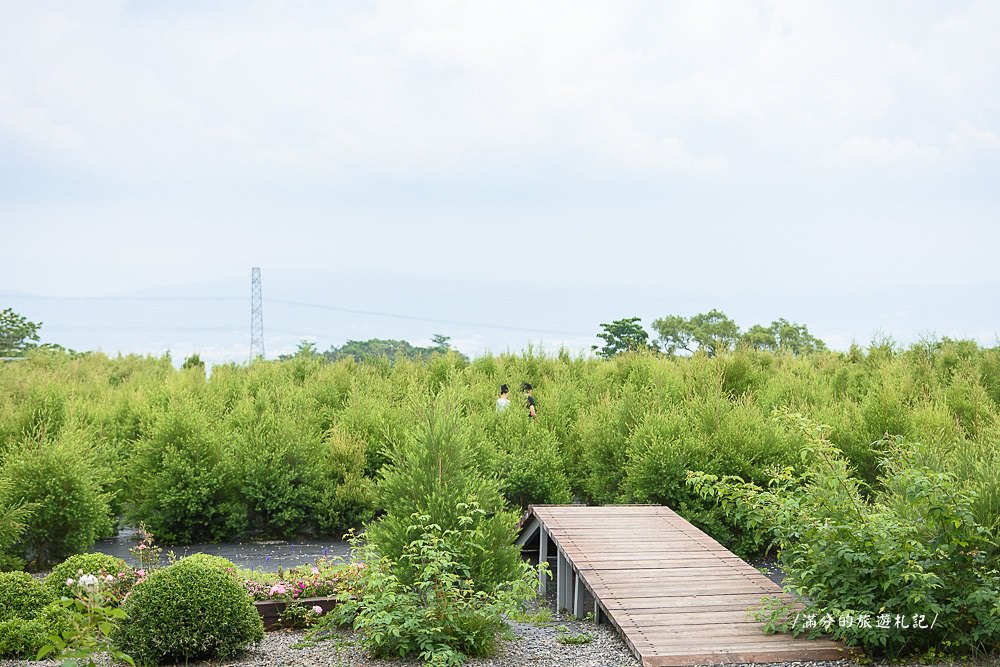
[689,414,1000,658]
[226,399,326,537]
[0,428,112,568]
[0,571,54,622]
[126,401,242,543]
[323,507,538,666]
[113,559,264,664]
[45,553,130,598]
[485,410,572,508]
[314,425,376,532]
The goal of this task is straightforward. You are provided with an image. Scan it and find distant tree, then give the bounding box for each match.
[431,334,451,353]
[739,318,826,354]
[739,324,777,352]
[649,315,693,356]
[593,317,653,358]
[0,308,41,357]
[322,337,468,364]
[181,353,205,370]
[652,309,739,357]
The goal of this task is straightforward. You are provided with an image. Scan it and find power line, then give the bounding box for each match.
[5,292,594,338]
[3,294,244,302]
[265,298,592,337]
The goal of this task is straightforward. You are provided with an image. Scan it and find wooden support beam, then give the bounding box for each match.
[573,571,585,619]
[538,527,548,595]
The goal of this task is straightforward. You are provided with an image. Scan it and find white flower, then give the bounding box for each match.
[105,574,115,582]
[66,578,75,586]
[79,574,99,589]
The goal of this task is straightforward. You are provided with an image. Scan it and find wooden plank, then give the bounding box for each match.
[519,505,846,666]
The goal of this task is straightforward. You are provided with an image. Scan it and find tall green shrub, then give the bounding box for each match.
[690,415,1000,658]
[126,400,241,543]
[365,393,522,591]
[0,429,112,568]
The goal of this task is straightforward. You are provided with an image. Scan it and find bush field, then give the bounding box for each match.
[0,340,997,566]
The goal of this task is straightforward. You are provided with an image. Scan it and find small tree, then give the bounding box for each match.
[365,391,522,591]
[592,317,652,358]
[0,308,41,357]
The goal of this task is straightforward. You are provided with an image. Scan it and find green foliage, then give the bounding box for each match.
[318,508,539,666]
[113,559,264,664]
[0,428,113,568]
[366,393,523,591]
[688,414,1000,658]
[0,617,47,658]
[740,318,827,354]
[45,553,131,599]
[556,630,594,645]
[179,552,237,572]
[125,401,242,543]
[320,337,468,364]
[0,476,34,571]
[0,600,74,659]
[0,307,42,357]
[37,575,135,667]
[486,411,573,508]
[651,309,739,357]
[2,336,1000,659]
[0,571,55,622]
[592,317,654,358]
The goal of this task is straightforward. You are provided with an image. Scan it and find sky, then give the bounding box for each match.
[1,1,998,364]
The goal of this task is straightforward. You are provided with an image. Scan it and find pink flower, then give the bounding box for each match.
[269,583,287,596]
[312,605,324,615]
[136,569,146,578]
[311,567,319,575]
[66,578,75,586]
[137,543,147,550]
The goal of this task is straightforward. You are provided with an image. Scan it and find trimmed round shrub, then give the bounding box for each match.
[0,601,72,658]
[0,571,54,623]
[0,618,45,658]
[113,559,264,663]
[45,552,130,598]
[181,553,237,572]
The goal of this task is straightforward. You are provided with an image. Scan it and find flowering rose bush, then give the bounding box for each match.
[241,558,363,601]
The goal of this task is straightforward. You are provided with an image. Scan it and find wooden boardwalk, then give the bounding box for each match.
[517,505,847,667]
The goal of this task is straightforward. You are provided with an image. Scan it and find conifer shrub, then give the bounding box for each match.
[113,559,264,664]
[323,507,538,666]
[45,553,130,598]
[365,392,522,592]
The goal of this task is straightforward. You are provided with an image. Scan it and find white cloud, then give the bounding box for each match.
[834,136,941,166]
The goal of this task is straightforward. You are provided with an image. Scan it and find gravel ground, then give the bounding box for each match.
[3,600,997,667]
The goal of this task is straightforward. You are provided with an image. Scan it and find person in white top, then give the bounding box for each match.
[496,384,511,411]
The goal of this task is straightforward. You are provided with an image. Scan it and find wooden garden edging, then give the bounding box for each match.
[255,596,338,630]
